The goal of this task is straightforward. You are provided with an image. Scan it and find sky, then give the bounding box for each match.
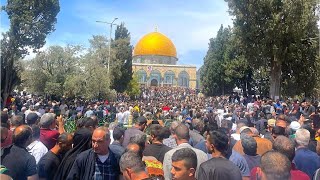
[0,0,233,69]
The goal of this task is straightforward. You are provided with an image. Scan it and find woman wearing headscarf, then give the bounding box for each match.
[53,128,92,180]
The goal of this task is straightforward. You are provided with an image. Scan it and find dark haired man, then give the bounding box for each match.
[256,151,291,180]
[109,127,126,157]
[120,152,149,180]
[241,134,261,171]
[143,124,172,163]
[122,116,147,147]
[27,124,48,164]
[38,132,73,180]
[1,125,38,180]
[171,148,197,180]
[198,130,242,180]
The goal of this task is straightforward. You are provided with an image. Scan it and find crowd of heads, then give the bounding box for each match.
[1,87,320,179]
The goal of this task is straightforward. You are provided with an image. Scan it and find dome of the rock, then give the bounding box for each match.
[133,32,177,58]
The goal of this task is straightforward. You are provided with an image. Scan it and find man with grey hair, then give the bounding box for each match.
[163,121,180,148]
[10,115,24,131]
[39,113,64,150]
[120,152,149,180]
[67,127,120,180]
[241,134,261,171]
[294,128,320,178]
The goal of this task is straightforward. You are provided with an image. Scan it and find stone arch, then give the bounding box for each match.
[149,69,161,86]
[178,71,190,87]
[164,70,175,85]
[136,69,147,83]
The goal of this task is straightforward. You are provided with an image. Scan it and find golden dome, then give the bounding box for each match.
[133,32,177,58]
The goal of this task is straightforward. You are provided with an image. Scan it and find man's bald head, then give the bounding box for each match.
[126,143,143,158]
[13,125,32,148]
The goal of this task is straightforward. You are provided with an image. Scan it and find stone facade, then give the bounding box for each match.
[132,63,197,89]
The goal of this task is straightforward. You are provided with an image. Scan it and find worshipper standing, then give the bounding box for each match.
[197,130,242,180]
[163,121,180,148]
[38,133,73,180]
[26,113,39,126]
[9,115,24,131]
[39,113,64,150]
[1,125,38,180]
[109,127,126,157]
[143,124,172,163]
[27,124,48,164]
[126,135,165,179]
[116,107,125,125]
[163,124,207,180]
[171,148,197,180]
[122,116,147,147]
[53,128,92,180]
[67,127,120,180]
[241,134,261,171]
[120,152,149,180]
[255,151,291,180]
[189,119,205,147]
[1,123,12,148]
[267,135,309,180]
[233,127,272,156]
[293,128,320,178]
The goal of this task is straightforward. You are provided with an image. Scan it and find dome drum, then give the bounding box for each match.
[133,55,177,65]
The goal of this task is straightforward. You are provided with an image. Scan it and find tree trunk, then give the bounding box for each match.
[269,55,281,100]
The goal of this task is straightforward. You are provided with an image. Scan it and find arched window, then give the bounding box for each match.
[164,70,175,85]
[136,69,147,83]
[178,71,189,87]
[149,70,161,86]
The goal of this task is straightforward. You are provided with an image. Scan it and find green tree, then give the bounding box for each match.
[24,45,82,96]
[1,0,60,105]
[201,25,235,96]
[64,35,115,100]
[111,23,133,92]
[225,0,319,99]
[125,73,141,98]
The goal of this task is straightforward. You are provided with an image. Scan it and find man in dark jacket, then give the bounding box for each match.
[67,127,120,180]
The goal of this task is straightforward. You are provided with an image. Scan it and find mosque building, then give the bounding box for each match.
[132,30,197,89]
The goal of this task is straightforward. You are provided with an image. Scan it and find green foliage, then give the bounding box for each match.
[63,35,117,100]
[1,0,60,104]
[125,73,141,98]
[111,23,133,92]
[201,25,252,96]
[23,45,82,96]
[225,0,319,98]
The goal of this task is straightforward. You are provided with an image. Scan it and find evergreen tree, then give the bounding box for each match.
[201,25,235,96]
[225,0,319,99]
[111,23,133,92]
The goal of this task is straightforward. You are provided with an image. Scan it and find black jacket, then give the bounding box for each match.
[66,148,120,180]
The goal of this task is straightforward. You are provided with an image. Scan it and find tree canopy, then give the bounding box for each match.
[225,0,319,98]
[1,0,60,104]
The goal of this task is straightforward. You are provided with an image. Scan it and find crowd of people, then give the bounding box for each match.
[1,86,320,180]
